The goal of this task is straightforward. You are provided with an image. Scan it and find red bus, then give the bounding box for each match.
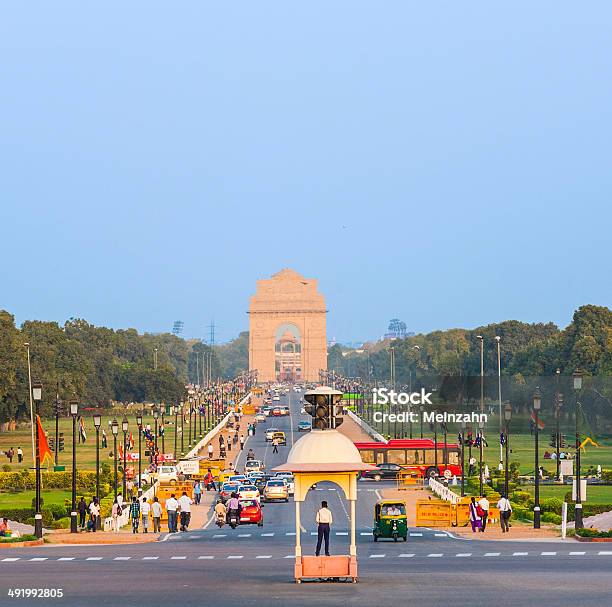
[354,438,462,479]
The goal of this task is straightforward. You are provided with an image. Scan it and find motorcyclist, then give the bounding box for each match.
[246,449,255,461]
[226,492,241,525]
[214,499,227,526]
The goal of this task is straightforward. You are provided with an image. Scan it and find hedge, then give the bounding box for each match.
[576,528,612,538]
[0,470,103,493]
[0,534,38,543]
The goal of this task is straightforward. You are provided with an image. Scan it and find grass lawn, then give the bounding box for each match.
[0,489,72,509]
[523,484,612,505]
[0,411,211,472]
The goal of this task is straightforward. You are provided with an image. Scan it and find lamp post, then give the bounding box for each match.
[180,403,185,457]
[533,387,542,528]
[573,371,583,530]
[172,405,178,460]
[136,411,143,490]
[504,403,512,497]
[69,399,78,533]
[122,416,128,498]
[495,336,503,465]
[32,381,43,539]
[199,394,203,438]
[433,421,439,475]
[93,412,101,529]
[153,406,159,469]
[478,419,484,497]
[555,368,562,481]
[111,418,119,500]
[161,409,165,453]
[187,397,193,447]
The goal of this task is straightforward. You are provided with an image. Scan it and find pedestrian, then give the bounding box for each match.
[141,497,150,533]
[239,434,245,450]
[272,437,279,454]
[468,497,482,532]
[166,493,179,533]
[111,499,121,532]
[89,498,100,532]
[117,493,124,510]
[0,518,9,537]
[152,496,162,533]
[204,468,216,492]
[6,447,14,463]
[101,429,108,449]
[477,495,489,532]
[129,496,140,533]
[315,500,333,557]
[127,479,134,499]
[468,456,476,476]
[194,480,202,504]
[498,460,504,472]
[17,447,23,463]
[497,494,512,533]
[218,434,224,449]
[178,491,193,532]
[208,443,214,459]
[78,496,87,530]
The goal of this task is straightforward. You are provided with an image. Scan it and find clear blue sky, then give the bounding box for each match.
[1,2,610,343]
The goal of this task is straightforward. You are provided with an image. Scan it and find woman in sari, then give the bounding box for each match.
[469,496,482,532]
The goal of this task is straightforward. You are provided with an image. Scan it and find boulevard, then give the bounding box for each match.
[1,390,609,607]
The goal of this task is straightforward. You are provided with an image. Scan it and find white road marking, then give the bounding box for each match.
[286,532,296,536]
[198,556,214,559]
[598,551,612,555]
[114,557,131,560]
[29,557,47,561]
[171,556,187,560]
[213,534,226,538]
[142,556,159,560]
[456,553,472,557]
[58,557,75,561]
[484,553,500,557]
[541,552,557,556]
[284,555,295,558]
[2,558,20,562]
[256,555,272,559]
[335,532,348,536]
[409,533,423,537]
[427,554,443,557]
[86,557,102,561]
[227,555,243,559]
[261,533,274,537]
[374,489,383,501]
[513,552,528,556]
[327,488,336,491]
[434,533,448,537]
[369,554,385,558]
[398,553,415,558]
[310,532,318,536]
[238,534,252,537]
[360,532,372,536]
[569,552,585,556]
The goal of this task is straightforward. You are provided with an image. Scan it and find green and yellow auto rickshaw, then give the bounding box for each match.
[373,499,408,542]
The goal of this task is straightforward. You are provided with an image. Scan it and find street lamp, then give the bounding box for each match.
[460,420,466,497]
[136,411,143,491]
[478,419,485,497]
[180,403,184,457]
[32,381,43,539]
[171,405,178,461]
[504,403,512,497]
[533,387,542,529]
[93,412,101,529]
[187,397,193,447]
[573,371,583,530]
[121,416,129,497]
[555,368,563,481]
[111,418,119,500]
[495,336,503,465]
[69,399,78,533]
[153,406,159,475]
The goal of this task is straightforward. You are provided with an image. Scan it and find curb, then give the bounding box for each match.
[575,535,612,542]
[0,539,44,549]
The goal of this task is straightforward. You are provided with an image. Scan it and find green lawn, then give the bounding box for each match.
[523,484,612,505]
[0,489,72,509]
[0,411,211,472]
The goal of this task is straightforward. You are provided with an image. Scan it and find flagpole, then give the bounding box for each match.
[25,343,35,466]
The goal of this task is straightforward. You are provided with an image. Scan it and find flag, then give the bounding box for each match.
[79,417,87,443]
[530,410,545,430]
[36,415,53,464]
[118,442,123,460]
[128,432,134,451]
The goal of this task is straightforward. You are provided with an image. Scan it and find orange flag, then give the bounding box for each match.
[36,415,53,464]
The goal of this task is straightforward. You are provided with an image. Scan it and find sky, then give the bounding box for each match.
[1,2,611,343]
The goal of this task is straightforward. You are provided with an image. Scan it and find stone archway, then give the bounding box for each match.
[248,269,327,382]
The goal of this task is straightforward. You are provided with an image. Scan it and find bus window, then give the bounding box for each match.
[387,450,406,465]
[375,450,386,465]
[449,452,459,465]
[359,450,374,463]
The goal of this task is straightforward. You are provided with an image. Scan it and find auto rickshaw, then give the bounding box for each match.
[373,499,408,542]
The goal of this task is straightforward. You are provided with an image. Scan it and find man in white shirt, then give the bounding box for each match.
[165,494,179,533]
[315,500,333,556]
[477,496,489,532]
[178,491,193,532]
[496,494,512,533]
[151,497,163,533]
[141,498,151,533]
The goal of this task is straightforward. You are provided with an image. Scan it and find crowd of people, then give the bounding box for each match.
[468,494,513,533]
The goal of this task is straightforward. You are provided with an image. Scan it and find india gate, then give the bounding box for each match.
[248,269,327,383]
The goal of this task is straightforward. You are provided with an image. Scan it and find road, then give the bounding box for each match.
[1,389,610,607]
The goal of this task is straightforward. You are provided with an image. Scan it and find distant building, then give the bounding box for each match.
[383,318,414,340]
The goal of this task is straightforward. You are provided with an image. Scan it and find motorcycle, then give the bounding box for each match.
[215,512,226,528]
[227,508,240,529]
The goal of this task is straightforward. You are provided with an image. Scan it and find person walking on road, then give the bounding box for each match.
[178,491,193,532]
[152,496,162,533]
[272,437,279,454]
[315,500,333,557]
[497,494,512,532]
[141,497,150,533]
[193,480,202,504]
[468,496,482,532]
[129,496,140,533]
[208,443,214,459]
[111,499,121,532]
[204,468,216,492]
[166,493,179,533]
[477,495,489,532]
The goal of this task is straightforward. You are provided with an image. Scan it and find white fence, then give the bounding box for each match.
[346,409,387,443]
[429,476,461,504]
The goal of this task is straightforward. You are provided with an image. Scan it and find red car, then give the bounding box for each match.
[239,499,263,526]
[272,408,282,417]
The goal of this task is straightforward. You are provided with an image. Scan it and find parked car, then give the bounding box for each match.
[360,463,403,481]
[264,479,289,502]
[239,499,264,526]
[297,421,311,432]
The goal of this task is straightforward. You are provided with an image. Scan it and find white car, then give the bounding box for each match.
[274,472,295,495]
[138,465,178,486]
[265,427,280,442]
[238,484,260,501]
[244,460,264,474]
[255,413,266,422]
[272,395,280,401]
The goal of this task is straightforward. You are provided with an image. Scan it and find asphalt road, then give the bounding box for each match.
[1,389,610,607]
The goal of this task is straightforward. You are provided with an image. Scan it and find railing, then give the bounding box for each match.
[346,409,387,443]
[429,476,461,504]
[104,481,159,531]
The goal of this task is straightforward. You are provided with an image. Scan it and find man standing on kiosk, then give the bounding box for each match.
[315,500,333,557]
